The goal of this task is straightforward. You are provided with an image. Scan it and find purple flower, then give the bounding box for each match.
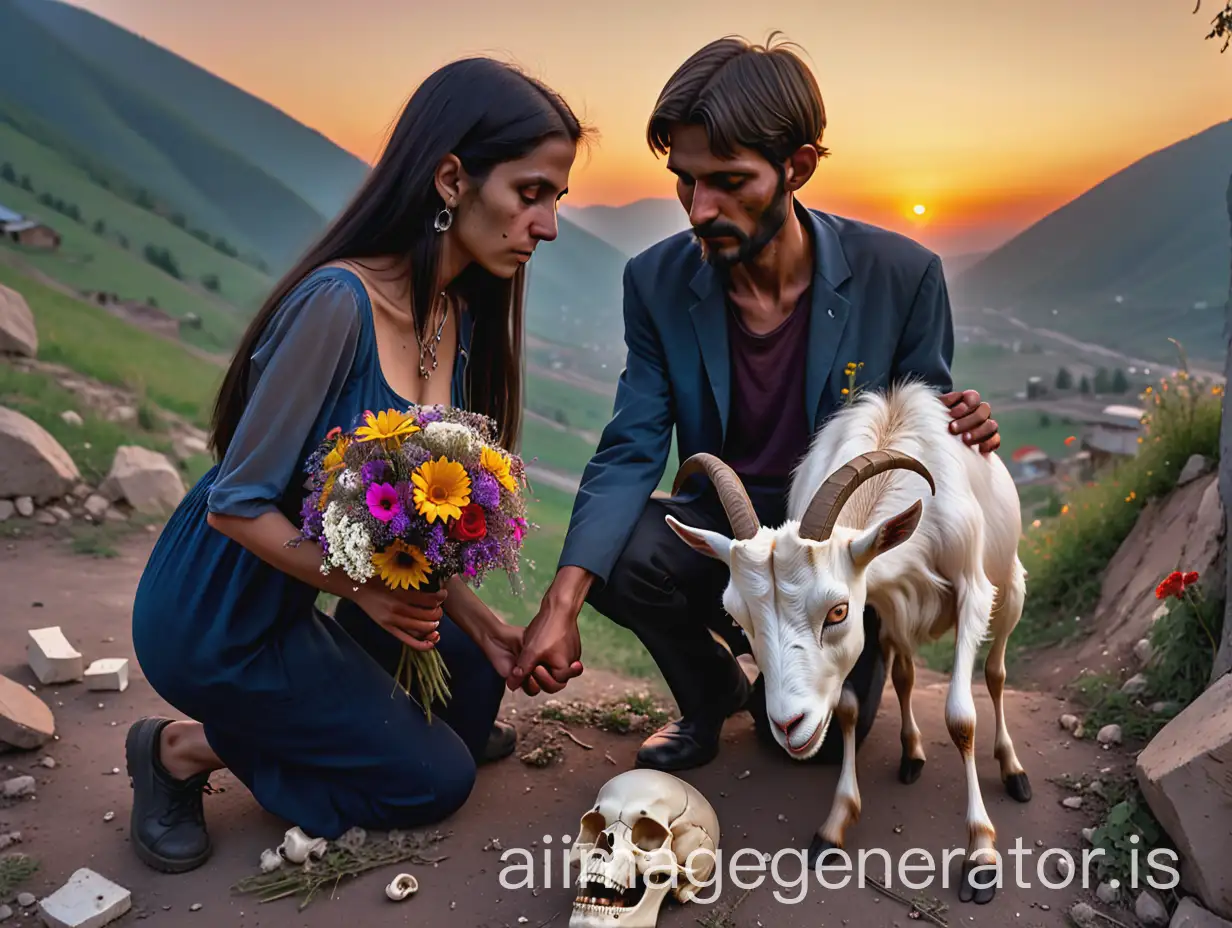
[361,459,389,484]
[462,536,502,575]
[366,483,401,523]
[402,444,431,469]
[418,407,444,424]
[471,470,500,510]
[389,510,411,537]
[425,521,448,563]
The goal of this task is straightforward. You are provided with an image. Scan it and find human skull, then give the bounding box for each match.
[569,769,720,928]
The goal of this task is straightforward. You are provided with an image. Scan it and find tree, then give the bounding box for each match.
[1093,367,1112,393]
[1079,375,1091,394]
[201,273,220,293]
[1195,1,1232,52]
[0,162,15,184]
[93,219,106,235]
[1111,368,1129,393]
[1055,366,1074,390]
[19,175,32,191]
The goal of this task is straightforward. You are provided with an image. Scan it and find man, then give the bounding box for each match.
[509,34,1000,771]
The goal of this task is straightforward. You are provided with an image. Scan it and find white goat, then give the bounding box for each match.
[664,380,1031,905]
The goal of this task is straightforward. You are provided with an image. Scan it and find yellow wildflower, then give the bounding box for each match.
[356,409,420,445]
[481,446,518,494]
[412,456,471,523]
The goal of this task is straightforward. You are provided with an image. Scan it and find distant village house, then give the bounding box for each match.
[0,203,61,250]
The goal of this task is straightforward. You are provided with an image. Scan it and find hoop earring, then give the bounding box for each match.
[434,206,453,233]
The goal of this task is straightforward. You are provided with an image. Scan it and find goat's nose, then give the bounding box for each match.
[772,714,806,738]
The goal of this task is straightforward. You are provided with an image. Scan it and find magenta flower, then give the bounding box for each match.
[366,482,401,523]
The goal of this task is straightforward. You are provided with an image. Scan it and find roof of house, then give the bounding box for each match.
[1102,404,1145,421]
[0,204,24,224]
[2,219,40,233]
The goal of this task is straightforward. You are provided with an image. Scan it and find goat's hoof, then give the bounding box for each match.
[958,859,997,905]
[806,834,844,871]
[1004,772,1032,802]
[898,754,925,784]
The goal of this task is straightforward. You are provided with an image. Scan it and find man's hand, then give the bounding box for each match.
[509,567,590,694]
[940,389,1000,454]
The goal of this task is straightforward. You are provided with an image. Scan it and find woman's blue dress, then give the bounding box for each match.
[131,266,505,840]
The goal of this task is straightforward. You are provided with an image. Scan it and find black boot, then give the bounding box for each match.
[480,721,517,764]
[635,670,750,771]
[125,717,213,873]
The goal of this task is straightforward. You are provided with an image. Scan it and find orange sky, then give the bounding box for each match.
[60,0,1232,254]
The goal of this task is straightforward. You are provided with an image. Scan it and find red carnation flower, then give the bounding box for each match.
[449,504,487,542]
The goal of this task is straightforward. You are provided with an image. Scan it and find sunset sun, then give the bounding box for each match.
[913,204,927,216]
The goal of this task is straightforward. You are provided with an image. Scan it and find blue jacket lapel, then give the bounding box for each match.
[801,208,853,430]
[688,263,731,442]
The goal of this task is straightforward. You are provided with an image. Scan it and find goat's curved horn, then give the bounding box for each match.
[797,450,936,542]
[672,453,760,540]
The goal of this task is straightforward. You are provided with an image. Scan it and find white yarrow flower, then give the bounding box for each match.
[422,421,477,459]
[321,501,375,583]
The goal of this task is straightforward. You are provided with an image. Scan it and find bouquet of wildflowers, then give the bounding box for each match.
[296,406,530,720]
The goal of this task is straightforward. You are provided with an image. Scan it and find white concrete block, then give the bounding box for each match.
[26,627,83,685]
[83,659,128,693]
[37,868,131,928]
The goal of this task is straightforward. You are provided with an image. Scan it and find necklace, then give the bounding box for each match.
[414,291,450,379]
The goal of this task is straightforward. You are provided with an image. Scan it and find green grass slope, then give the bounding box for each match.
[525,220,629,351]
[0,1,327,267]
[953,119,1232,363]
[15,0,369,221]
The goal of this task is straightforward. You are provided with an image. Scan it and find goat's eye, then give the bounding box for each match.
[825,603,849,626]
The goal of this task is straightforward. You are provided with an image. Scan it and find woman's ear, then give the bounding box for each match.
[433,154,464,208]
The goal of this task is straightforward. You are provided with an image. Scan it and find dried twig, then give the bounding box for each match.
[557,726,594,750]
[1091,909,1133,928]
[604,752,618,765]
[867,877,950,928]
[695,887,753,927]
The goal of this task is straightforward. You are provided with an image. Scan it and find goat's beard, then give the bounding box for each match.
[693,178,790,270]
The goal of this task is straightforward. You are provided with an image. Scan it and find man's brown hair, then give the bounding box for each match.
[647,32,829,167]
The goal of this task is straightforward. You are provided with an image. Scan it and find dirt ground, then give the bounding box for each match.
[0,531,1124,928]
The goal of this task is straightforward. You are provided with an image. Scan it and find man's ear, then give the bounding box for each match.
[665,515,733,565]
[848,499,924,569]
[783,145,820,192]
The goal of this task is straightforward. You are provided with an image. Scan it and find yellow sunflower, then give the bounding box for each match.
[480,446,518,494]
[412,456,471,523]
[372,540,432,590]
[322,436,350,472]
[355,409,420,445]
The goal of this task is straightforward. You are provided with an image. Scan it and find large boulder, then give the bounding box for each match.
[1135,673,1232,918]
[1218,171,1232,683]
[0,283,37,358]
[98,445,184,515]
[0,406,80,502]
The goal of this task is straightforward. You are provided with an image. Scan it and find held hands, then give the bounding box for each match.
[940,389,1000,454]
[355,583,446,653]
[507,572,588,695]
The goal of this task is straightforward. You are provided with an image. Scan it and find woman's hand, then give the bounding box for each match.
[479,621,525,680]
[354,584,447,652]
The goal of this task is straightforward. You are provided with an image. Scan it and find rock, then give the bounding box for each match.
[82,495,110,520]
[172,433,208,459]
[1122,673,1149,696]
[1059,713,1080,731]
[2,775,35,798]
[98,446,184,515]
[1070,902,1100,928]
[37,867,131,928]
[1136,673,1232,918]
[1171,897,1232,927]
[27,626,83,685]
[0,673,55,749]
[33,510,56,526]
[1082,826,1096,843]
[1097,880,1120,904]
[59,410,83,428]
[1062,796,1084,809]
[0,902,11,921]
[15,496,33,517]
[84,659,128,693]
[1097,723,1123,745]
[1178,454,1211,487]
[0,284,37,358]
[106,406,136,425]
[1137,891,1170,926]
[1136,638,1155,666]
[1152,701,1180,715]
[0,407,80,503]
[48,505,71,523]
[0,500,12,522]
[15,893,34,908]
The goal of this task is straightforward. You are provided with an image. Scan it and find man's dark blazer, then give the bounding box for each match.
[556,201,956,588]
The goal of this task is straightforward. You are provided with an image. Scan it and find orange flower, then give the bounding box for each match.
[1064,435,1076,446]
[1155,570,1199,600]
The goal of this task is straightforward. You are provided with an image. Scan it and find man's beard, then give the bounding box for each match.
[693,185,791,270]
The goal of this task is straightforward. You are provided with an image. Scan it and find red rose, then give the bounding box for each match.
[449,504,487,542]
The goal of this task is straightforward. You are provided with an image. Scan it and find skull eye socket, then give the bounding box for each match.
[631,817,670,852]
[579,811,606,846]
[825,603,849,626]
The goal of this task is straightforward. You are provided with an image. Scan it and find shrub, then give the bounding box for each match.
[1016,340,1222,648]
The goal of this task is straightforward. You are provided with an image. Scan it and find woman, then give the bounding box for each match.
[125,57,588,873]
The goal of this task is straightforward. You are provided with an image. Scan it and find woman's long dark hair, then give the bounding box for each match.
[209,57,586,458]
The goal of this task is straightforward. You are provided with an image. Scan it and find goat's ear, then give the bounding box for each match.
[849,499,924,569]
[665,515,733,564]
